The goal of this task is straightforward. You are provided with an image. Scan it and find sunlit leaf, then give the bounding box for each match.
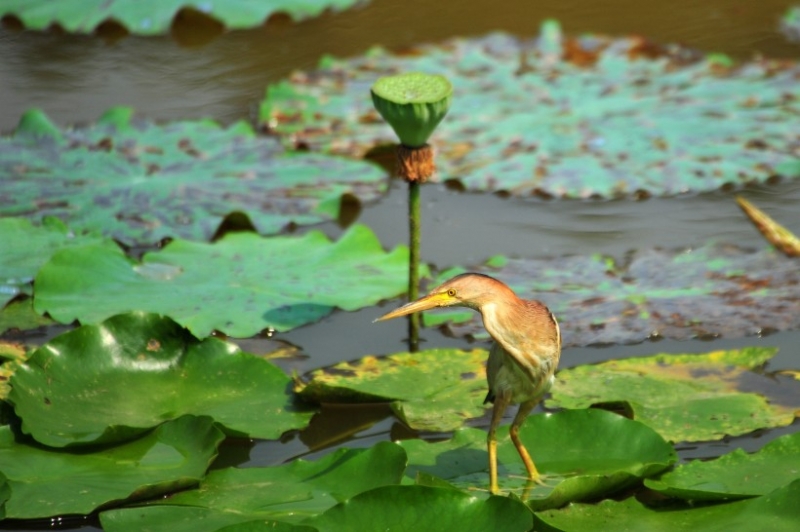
[400,409,676,510]
[0,0,366,35]
[547,347,798,442]
[296,348,490,431]
[423,243,800,346]
[736,196,800,257]
[0,108,387,246]
[33,224,415,337]
[644,432,800,501]
[100,442,406,531]
[0,415,224,519]
[8,312,313,447]
[261,22,800,198]
[0,340,28,401]
[304,485,533,532]
[534,480,800,532]
[0,216,104,307]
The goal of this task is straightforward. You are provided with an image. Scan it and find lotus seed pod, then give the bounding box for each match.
[370,72,452,148]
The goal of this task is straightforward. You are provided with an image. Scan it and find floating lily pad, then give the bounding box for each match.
[304,485,533,532]
[534,479,800,532]
[0,298,55,335]
[400,409,676,510]
[424,243,800,346]
[296,348,490,432]
[0,216,105,307]
[781,6,800,42]
[644,432,800,501]
[34,224,415,337]
[547,347,798,442]
[100,442,406,531]
[261,22,800,198]
[0,0,366,35]
[8,312,313,447]
[0,108,387,246]
[0,415,224,519]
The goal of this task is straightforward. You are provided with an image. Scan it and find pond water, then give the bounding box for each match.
[1,0,799,529]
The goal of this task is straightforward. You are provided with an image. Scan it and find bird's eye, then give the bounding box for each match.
[447,288,457,297]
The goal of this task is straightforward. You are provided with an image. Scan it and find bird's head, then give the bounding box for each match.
[374,273,514,322]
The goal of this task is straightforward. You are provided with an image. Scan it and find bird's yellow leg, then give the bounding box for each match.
[509,399,543,484]
[487,393,510,495]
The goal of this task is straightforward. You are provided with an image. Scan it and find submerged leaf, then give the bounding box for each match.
[547,347,797,442]
[424,243,800,346]
[400,409,676,510]
[0,109,387,246]
[0,416,224,519]
[8,312,313,447]
[645,431,800,501]
[0,0,366,35]
[296,348,490,431]
[261,24,800,198]
[33,224,415,336]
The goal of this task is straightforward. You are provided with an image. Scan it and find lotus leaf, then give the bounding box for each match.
[100,442,406,531]
[304,485,533,532]
[214,522,317,532]
[0,415,224,518]
[296,348,490,431]
[547,347,798,442]
[0,216,105,307]
[644,431,800,501]
[8,312,313,447]
[0,299,55,335]
[534,479,800,532]
[33,224,414,337]
[0,108,387,246]
[0,0,366,35]
[424,243,800,346]
[261,22,800,198]
[400,409,676,510]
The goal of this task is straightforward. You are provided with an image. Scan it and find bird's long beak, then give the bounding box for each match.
[374,292,450,322]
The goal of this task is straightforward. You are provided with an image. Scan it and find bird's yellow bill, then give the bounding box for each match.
[374,292,450,322]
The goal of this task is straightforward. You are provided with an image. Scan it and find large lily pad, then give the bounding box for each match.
[534,479,800,532]
[0,415,224,519]
[7,312,313,447]
[0,0,366,35]
[423,243,800,346]
[100,442,406,531]
[0,108,387,246]
[400,409,676,510]
[296,348,490,432]
[261,22,800,198]
[644,431,800,501]
[547,347,798,442]
[304,485,533,532]
[33,224,414,337]
[0,216,105,307]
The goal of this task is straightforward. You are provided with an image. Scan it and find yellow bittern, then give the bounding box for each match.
[375,273,561,494]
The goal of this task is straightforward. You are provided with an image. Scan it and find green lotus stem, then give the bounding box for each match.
[408,180,421,351]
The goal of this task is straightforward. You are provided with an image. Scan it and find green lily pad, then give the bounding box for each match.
[781,6,800,42]
[8,312,312,447]
[0,108,387,246]
[0,216,105,307]
[100,442,406,531]
[400,409,676,510]
[534,479,800,532]
[424,243,800,346]
[0,298,55,335]
[0,415,224,519]
[214,522,316,532]
[0,0,366,35]
[33,224,415,337]
[644,432,800,501]
[296,348,490,431]
[304,485,533,532]
[547,347,798,442]
[261,22,800,198]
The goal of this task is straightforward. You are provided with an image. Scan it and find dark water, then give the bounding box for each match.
[1,1,799,529]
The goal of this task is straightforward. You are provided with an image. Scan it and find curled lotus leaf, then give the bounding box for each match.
[261,21,800,198]
[0,108,387,246]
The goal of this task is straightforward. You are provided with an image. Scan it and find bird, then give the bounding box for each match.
[375,272,561,494]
